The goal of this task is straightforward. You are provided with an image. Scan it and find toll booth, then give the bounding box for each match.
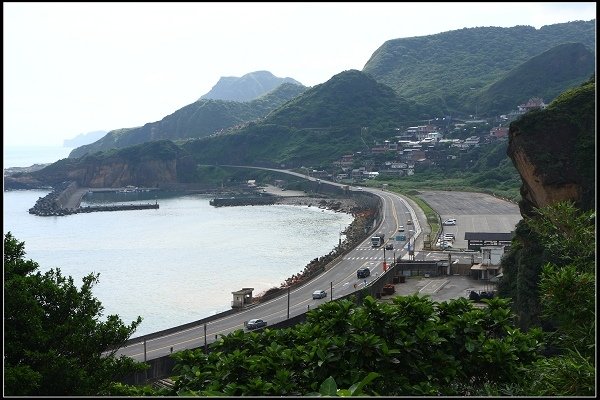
[231,288,254,309]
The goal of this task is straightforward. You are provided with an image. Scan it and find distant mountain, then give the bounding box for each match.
[362,19,595,117]
[473,42,595,115]
[182,70,429,167]
[200,71,303,102]
[63,130,107,147]
[69,82,307,158]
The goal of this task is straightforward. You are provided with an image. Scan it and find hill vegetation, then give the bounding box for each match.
[363,20,595,117]
[69,82,307,158]
[474,42,595,115]
[200,70,302,102]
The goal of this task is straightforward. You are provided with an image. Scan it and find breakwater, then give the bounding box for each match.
[209,196,278,207]
[27,181,159,216]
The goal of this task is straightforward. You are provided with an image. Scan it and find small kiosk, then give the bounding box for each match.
[231,288,254,309]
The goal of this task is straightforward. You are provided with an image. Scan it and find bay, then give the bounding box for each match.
[3,190,353,338]
[3,145,73,168]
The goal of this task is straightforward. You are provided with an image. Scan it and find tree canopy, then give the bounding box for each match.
[3,232,146,396]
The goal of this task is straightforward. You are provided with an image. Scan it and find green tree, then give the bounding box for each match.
[3,232,147,396]
[168,295,542,396]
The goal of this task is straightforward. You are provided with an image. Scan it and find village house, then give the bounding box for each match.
[490,126,509,139]
[517,97,547,114]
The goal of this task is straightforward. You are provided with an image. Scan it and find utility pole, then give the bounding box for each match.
[287,286,290,319]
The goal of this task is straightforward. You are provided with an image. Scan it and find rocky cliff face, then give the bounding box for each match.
[63,158,180,188]
[4,140,196,190]
[507,77,595,217]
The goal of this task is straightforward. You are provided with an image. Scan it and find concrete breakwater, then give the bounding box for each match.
[27,181,159,216]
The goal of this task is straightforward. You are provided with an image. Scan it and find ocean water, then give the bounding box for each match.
[3,189,353,337]
[3,145,74,168]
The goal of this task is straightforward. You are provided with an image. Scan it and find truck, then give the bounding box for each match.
[371,233,385,247]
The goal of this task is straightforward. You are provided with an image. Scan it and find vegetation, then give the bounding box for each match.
[495,202,595,396]
[363,20,595,117]
[3,232,147,396]
[69,82,307,158]
[373,140,522,202]
[200,70,302,102]
[474,42,595,115]
[167,296,543,396]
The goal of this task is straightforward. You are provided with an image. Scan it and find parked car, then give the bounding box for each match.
[443,219,456,226]
[312,290,327,299]
[385,243,394,250]
[246,318,267,330]
[357,267,370,279]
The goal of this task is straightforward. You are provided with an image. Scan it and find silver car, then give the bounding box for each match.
[312,290,327,299]
[246,318,267,330]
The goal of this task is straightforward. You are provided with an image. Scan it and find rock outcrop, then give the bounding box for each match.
[507,77,595,217]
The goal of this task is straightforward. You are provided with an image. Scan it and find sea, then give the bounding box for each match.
[3,146,353,338]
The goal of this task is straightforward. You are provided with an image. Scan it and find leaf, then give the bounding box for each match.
[319,376,338,396]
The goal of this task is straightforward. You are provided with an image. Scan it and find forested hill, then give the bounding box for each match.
[200,70,302,102]
[266,69,429,129]
[473,42,595,115]
[69,82,307,158]
[181,70,431,167]
[363,19,595,117]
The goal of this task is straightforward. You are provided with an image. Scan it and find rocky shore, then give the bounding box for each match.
[252,196,377,303]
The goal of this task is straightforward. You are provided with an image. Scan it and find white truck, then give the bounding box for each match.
[371,233,385,247]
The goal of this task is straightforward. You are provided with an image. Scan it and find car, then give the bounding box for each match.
[246,318,267,330]
[443,219,456,226]
[385,243,394,250]
[357,267,370,279]
[407,219,413,225]
[398,225,405,232]
[312,290,327,299]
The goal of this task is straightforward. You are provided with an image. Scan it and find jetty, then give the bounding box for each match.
[28,182,160,217]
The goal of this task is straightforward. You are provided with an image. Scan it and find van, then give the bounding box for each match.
[357,267,370,279]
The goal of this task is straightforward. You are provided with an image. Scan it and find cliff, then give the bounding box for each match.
[4,140,196,190]
[507,76,595,217]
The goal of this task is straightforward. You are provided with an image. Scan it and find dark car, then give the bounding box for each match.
[357,267,370,279]
[312,290,327,299]
[385,243,394,250]
[246,318,267,330]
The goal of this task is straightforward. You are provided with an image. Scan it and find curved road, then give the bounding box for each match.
[114,168,421,362]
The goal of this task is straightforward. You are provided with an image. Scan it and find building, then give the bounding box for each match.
[517,97,547,113]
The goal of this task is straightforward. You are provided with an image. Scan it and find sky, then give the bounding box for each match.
[3,2,596,147]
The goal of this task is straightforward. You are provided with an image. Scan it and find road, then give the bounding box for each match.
[114,172,422,361]
[113,171,521,362]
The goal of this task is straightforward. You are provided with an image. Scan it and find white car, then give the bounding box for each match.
[443,219,456,226]
[398,226,405,232]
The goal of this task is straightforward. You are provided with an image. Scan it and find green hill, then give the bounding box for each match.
[473,42,595,115]
[200,70,302,101]
[182,70,430,167]
[69,82,307,158]
[362,20,595,116]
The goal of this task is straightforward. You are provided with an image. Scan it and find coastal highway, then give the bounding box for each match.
[114,169,421,362]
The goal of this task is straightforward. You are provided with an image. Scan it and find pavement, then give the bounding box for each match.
[380,274,495,303]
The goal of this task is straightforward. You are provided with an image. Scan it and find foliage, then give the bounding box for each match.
[473,43,595,115]
[508,77,595,211]
[166,295,542,396]
[3,232,146,396]
[498,202,595,395]
[363,20,595,117]
[69,82,307,158]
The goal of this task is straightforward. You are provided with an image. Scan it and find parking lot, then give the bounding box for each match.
[417,190,522,250]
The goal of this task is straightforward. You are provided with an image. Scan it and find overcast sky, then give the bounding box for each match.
[3,2,596,147]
